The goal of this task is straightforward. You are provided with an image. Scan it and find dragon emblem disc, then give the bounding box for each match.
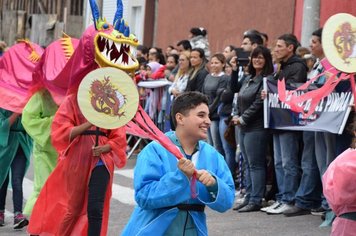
[322,13,356,73]
[77,67,139,129]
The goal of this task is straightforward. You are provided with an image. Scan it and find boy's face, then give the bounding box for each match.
[176,103,211,140]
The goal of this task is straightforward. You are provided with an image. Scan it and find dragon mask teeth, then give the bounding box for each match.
[95,35,138,70]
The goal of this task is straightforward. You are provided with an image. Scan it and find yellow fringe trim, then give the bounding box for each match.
[17,39,41,63]
[60,32,75,61]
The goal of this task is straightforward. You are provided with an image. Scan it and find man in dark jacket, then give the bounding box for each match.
[265,34,308,215]
[274,34,307,84]
[281,30,326,217]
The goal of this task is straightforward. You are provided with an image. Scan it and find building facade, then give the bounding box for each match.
[1,0,355,52]
[153,0,356,53]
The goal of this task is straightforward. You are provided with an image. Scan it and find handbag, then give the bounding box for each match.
[224,118,236,147]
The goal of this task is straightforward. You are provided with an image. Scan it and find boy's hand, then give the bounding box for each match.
[178,158,195,178]
[196,170,216,187]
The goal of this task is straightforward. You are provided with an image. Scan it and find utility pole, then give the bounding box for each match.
[301,0,320,46]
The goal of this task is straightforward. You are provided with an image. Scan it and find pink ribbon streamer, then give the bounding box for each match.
[128,106,198,198]
[278,71,355,118]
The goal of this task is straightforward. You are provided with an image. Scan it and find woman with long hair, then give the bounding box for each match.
[233,46,274,212]
[169,51,192,98]
[186,48,208,92]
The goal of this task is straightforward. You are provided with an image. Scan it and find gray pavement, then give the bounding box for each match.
[2,157,331,236]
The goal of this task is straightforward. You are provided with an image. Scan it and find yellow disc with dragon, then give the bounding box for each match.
[322,13,356,73]
[77,67,139,129]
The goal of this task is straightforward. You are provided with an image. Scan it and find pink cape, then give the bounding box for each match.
[323,148,356,236]
[30,38,79,105]
[0,41,43,112]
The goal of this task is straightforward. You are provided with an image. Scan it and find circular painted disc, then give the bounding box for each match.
[322,13,356,73]
[77,67,139,129]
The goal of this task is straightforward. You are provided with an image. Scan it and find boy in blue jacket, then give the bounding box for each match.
[122,91,235,236]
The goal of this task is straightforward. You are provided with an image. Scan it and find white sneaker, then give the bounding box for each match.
[266,203,293,215]
[261,201,281,212]
[235,196,246,205]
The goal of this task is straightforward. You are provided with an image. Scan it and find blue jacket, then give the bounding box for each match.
[122,132,235,236]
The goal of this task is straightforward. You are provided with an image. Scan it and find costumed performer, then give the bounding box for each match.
[28,0,139,235]
[0,40,43,229]
[22,35,79,216]
[122,91,235,236]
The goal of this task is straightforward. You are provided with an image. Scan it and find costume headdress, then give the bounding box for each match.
[29,34,79,105]
[89,0,139,72]
[0,40,43,112]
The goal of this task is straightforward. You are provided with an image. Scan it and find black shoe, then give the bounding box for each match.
[232,200,248,211]
[238,204,261,213]
[311,206,327,216]
[321,212,326,221]
[13,213,29,230]
[283,205,310,217]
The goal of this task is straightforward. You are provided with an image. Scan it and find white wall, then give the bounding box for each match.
[83,0,146,42]
[102,0,129,24]
[127,0,146,42]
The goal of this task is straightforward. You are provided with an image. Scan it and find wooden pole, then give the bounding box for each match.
[57,0,62,20]
[63,7,67,32]
[37,0,47,14]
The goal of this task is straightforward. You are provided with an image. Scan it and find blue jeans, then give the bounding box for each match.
[295,132,322,209]
[273,132,301,204]
[218,116,237,175]
[239,129,268,205]
[0,147,27,213]
[315,132,336,209]
[207,120,224,156]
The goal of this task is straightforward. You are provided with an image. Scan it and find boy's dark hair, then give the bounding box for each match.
[248,46,274,77]
[277,33,300,54]
[177,40,192,51]
[243,33,263,46]
[312,28,323,43]
[171,92,208,127]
